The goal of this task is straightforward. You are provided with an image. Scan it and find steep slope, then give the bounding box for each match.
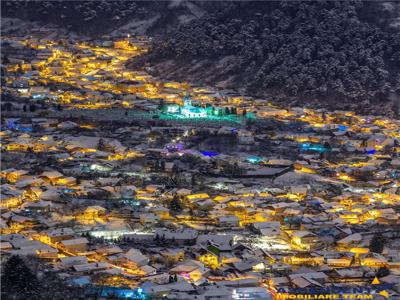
[130,1,400,115]
[1,0,212,37]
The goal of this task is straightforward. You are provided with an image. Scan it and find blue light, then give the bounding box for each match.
[6,120,19,130]
[300,143,329,153]
[247,156,262,164]
[201,151,218,157]
[165,143,184,152]
[32,94,45,100]
[338,125,348,131]
[137,288,143,294]
[5,119,32,132]
[367,149,376,155]
[123,291,134,298]
[20,126,33,133]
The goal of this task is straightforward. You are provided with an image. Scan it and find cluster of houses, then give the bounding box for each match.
[2,35,257,117]
[1,30,400,300]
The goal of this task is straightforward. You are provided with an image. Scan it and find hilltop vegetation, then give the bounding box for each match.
[133,1,400,114]
[1,0,216,36]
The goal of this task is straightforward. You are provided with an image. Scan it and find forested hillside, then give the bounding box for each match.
[132,1,400,114]
[1,1,218,36]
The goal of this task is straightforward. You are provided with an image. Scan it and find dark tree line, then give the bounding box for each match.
[2,1,144,35]
[1,255,41,300]
[1,1,221,36]
[144,1,400,111]
[1,255,85,300]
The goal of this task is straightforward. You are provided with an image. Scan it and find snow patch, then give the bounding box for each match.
[111,15,160,36]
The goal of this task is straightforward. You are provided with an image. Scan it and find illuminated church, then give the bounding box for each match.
[180,97,207,118]
[164,97,207,118]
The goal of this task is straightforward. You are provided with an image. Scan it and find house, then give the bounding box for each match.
[360,253,388,268]
[259,228,283,241]
[289,272,328,288]
[0,242,13,251]
[83,206,106,219]
[40,171,64,185]
[124,248,149,268]
[337,233,363,251]
[60,256,88,268]
[73,262,111,273]
[250,221,281,233]
[218,215,240,227]
[327,257,353,268]
[334,268,364,280]
[170,260,209,282]
[197,247,220,269]
[39,189,61,202]
[41,228,75,244]
[140,265,157,276]
[5,137,31,152]
[290,231,321,251]
[0,194,22,209]
[185,193,210,202]
[150,206,170,219]
[155,228,198,245]
[284,253,324,266]
[64,136,100,153]
[9,240,58,258]
[238,130,255,145]
[2,169,29,183]
[8,215,37,231]
[22,187,43,200]
[140,213,160,225]
[61,238,89,253]
[96,245,123,256]
[160,249,185,263]
[290,185,308,196]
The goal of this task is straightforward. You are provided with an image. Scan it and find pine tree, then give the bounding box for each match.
[2,255,41,299]
[369,234,386,254]
[376,267,390,278]
[29,104,37,112]
[169,196,182,212]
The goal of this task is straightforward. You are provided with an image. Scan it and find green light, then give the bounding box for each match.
[245,112,256,119]
[159,113,243,124]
